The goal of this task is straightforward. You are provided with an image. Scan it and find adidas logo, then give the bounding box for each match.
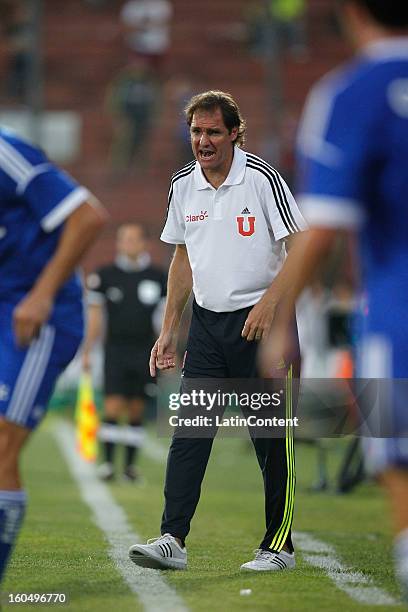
[241,207,251,215]
[159,543,173,558]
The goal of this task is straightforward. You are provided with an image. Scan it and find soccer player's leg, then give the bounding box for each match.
[98,346,129,480]
[240,370,296,572]
[364,438,408,599]
[129,413,216,569]
[0,420,29,583]
[366,415,408,596]
[382,466,408,600]
[123,351,150,482]
[230,312,300,571]
[129,405,216,569]
[129,302,226,569]
[361,335,408,599]
[0,306,81,583]
[160,304,227,545]
[123,397,145,482]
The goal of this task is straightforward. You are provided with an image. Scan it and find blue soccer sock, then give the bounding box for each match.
[0,490,27,582]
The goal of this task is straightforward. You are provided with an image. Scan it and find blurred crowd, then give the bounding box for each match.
[246,0,308,61]
[0,0,357,380]
[0,0,314,179]
[1,0,31,105]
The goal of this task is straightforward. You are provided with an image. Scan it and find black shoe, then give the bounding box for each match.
[123,465,140,482]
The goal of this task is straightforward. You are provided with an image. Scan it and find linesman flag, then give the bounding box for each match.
[75,372,99,461]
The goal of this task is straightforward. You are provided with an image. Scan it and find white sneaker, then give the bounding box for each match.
[129,534,187,570]
[97,462,114,481]
[240,549,295,572]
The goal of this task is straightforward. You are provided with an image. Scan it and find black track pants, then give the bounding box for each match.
[161,300,299,551]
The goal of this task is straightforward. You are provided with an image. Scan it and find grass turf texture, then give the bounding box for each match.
[2,420,138,612]
[3,416,405,611]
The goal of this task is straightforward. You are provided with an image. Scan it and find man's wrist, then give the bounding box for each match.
[160,325,179,340]
[30,278,58,303]
[162,313,182,333]
[262,287,279,307]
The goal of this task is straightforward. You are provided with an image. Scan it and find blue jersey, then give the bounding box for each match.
[297,39,408,377]
[0,127,89,333]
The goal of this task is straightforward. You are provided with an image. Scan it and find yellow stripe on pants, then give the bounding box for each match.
[268,365,296,551]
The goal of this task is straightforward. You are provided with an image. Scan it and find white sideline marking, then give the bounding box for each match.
[294,532,398,606]
[54,422,188,612]
[143,434,168,462]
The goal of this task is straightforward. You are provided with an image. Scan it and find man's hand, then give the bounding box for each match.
[149,330,178,376]
[258,324,292,377]
[13,291,53,347]
[241,293,278,342]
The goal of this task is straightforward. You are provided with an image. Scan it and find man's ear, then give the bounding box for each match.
[230,127,238,143]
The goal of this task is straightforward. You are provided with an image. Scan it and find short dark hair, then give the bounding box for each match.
[184,90,247,147]
[350,0,408,28]
[117,223,145,237]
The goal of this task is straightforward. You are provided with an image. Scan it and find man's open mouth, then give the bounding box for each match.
[199,150,215,160]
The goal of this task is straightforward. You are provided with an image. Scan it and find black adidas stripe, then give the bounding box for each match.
[168,163,195,209]
[270,556,286,569]
[246,153,300,232]
[159,544,167,557]
[168,160,196,199]
[246,162,295,234]
[171,160,195,181]
[164,163,196,228]
[246,154,300,234]
[158,542,173,558]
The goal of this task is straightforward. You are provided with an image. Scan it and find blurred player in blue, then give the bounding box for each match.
[262,0,408,597]
[0,127,107,582]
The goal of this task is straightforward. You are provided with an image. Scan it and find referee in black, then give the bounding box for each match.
[129,91,306,570]
[83,223,166,481]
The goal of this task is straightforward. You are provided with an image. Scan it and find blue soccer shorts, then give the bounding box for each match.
[0,302,82,430]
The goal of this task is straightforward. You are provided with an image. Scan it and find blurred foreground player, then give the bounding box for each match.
[129,91,306,571]
[83,223,166,481]
[0,128,107,582]
[262,0,408,597]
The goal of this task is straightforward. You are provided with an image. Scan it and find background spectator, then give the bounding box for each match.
[246,0,307,61]
[119,0,173,73]
[270,0,307,59]
[106,59,159,178]
[3,0,32,104]
[166,75,196,166]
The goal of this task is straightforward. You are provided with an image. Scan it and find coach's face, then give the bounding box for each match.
[190,107,238,177]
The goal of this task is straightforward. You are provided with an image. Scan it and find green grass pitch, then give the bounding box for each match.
[2,417,405,611]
